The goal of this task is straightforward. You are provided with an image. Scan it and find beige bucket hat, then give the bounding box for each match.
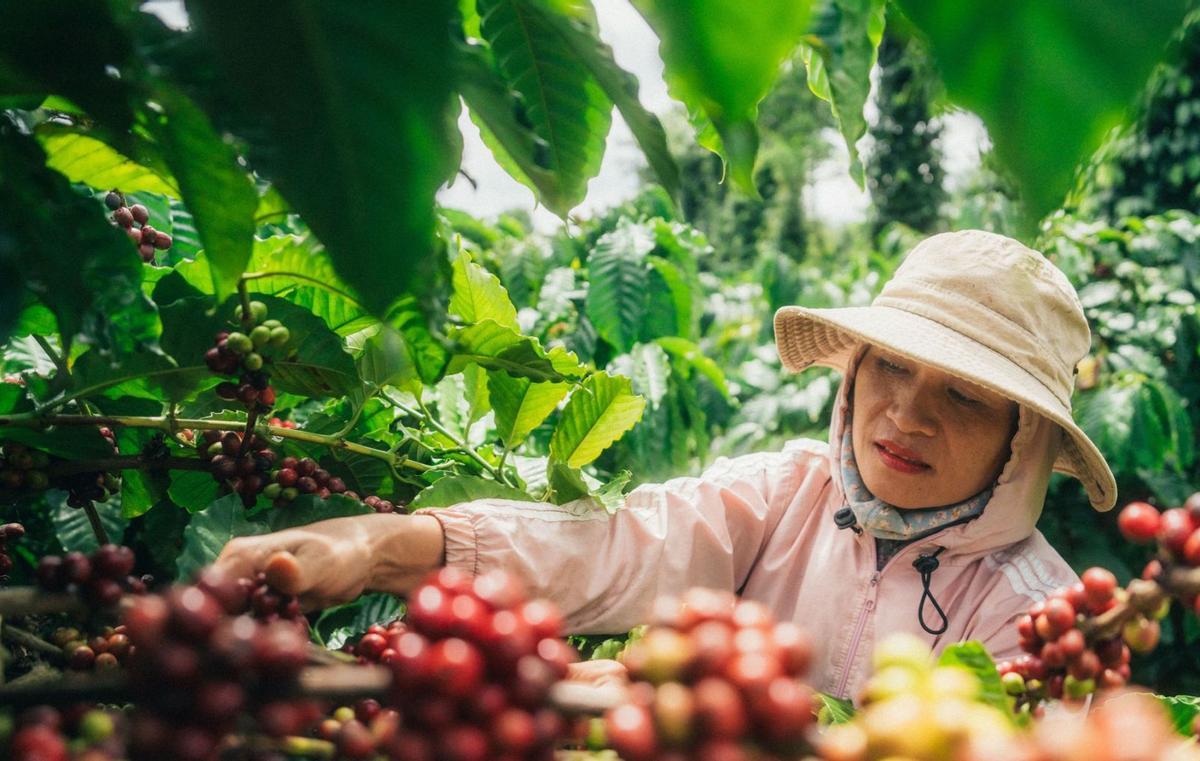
[773,229,1117,511]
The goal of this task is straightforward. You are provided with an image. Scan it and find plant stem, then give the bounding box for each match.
[0,413,431,473]
[2,624,62,658]
[0,588,87,617]
[391,397,510,486]
[239,407,259,459]
[81,501,110,545]
[237,278,253,327]
[32,335,70,383]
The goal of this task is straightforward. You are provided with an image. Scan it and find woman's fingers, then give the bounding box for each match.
[264,550,306,595]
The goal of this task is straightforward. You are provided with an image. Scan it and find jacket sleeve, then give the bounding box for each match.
[414,444,817,634]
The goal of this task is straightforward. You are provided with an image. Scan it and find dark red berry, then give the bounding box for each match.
[130,204,149,225]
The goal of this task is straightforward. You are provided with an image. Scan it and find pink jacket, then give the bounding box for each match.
[420,361,1080,700]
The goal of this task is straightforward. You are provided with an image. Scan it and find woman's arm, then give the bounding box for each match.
[212,513,445,609]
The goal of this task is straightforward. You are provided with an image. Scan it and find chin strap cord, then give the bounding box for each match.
[913,547,948,636]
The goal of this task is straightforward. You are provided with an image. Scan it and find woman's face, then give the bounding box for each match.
[851,346,1019,509]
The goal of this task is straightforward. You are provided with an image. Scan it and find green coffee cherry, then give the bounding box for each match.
[1001,671,1025,695]
[269,326,291,347]
[208,442,225,458]
[281,486,299,501]
[226,332,253,355]
[78,710,115,743]
[262,319,282,330]
[250,325,272,348]
[236,300,269,324]
[263,482,283,499]
[243,352,264,371]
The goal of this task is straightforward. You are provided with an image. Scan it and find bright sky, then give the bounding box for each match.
[143,0,990,233]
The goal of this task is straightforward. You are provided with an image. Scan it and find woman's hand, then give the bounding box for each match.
[212,514,445,610]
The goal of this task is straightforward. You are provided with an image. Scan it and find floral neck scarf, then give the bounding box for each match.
[838,402,992,543]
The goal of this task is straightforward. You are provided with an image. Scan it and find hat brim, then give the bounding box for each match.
[774,304,1117,511]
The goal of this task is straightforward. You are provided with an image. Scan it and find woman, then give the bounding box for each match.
[215,230,1116,699]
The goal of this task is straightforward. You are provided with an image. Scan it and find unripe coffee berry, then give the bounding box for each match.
[243,353,264,371]
[250,325,272,348]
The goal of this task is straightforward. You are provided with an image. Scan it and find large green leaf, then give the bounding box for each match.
[894,0,1188,222]
[488,370,570,448]
[0,129,159,353]
[475,0,612,216]
[530,1,680,204]
[70,348,208,405]
[177,235,375,337]
[49,490,128,553]
[799,0,886,187]
[449,252,519,329]
[410,474,536,509]
[176,494,269,581]
[655,336,733,401]
[937,641,1011,719]
[186,1,458,316]
[313,593,404,650]
[447,320,567,382]
[267,494,374,531]
[36,129,179,197]
[358,326,420,396]
[144,84,258,301]
[630,0,814,194]
[549,371,646,468]
[168,469,220,514]
[1155,693,1200,736]
[586,221,655,353]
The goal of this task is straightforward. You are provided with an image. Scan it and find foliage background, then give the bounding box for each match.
[0,0,1198,696]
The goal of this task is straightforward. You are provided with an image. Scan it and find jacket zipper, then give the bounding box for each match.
[834,573,878,697]
[831,531,956,698]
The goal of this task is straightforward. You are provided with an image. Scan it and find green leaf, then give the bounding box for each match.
[358,326,420,395]
[167,469,220,514]
[447,321,564,382]
[70,348,208,405]
[475,0,612,216]
[176,494,270,581]
[645,257,694,341]
[387,296,451,386]
[549,371,646,468]
[144,84,258,302]
[547,460,592,504]
[816,693,856,725]
[1155,693,1200,736]
[799,0,886,186]
[630,0,814,194]
[610,342,671,410]
[187,0,458,316]
[655,336,732,401]
[586,221,655,353]
[177,235,375,337]
[410,475,536,509]
[267,494,374,531]
[894,0,1188,222]
[488,370,570,448]
[49,490,128,554]
[531,3,681,204]
[450,251,519,329]
[36,129,178,197]
[937,641,1011,718]
[313,593,403,650]
[593,469,632,514]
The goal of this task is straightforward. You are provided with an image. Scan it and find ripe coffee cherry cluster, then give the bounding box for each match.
[106,190,172,263]
[121,569,311,761]
[314,702,405,760]
[347,620,406,662]
[197,429,277,508]
[35,543,144,607]
[52,623,134,671]
[820,634,1016,761]
[997,566,1135,710]
[0,521,25,582]
[379,568,575,761]
[6,705,125,761]
[1118,494,1200,600]
[204,301,289,411]
[265,455,350,507]
[0,441,50,493]
[604,588,816,761]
